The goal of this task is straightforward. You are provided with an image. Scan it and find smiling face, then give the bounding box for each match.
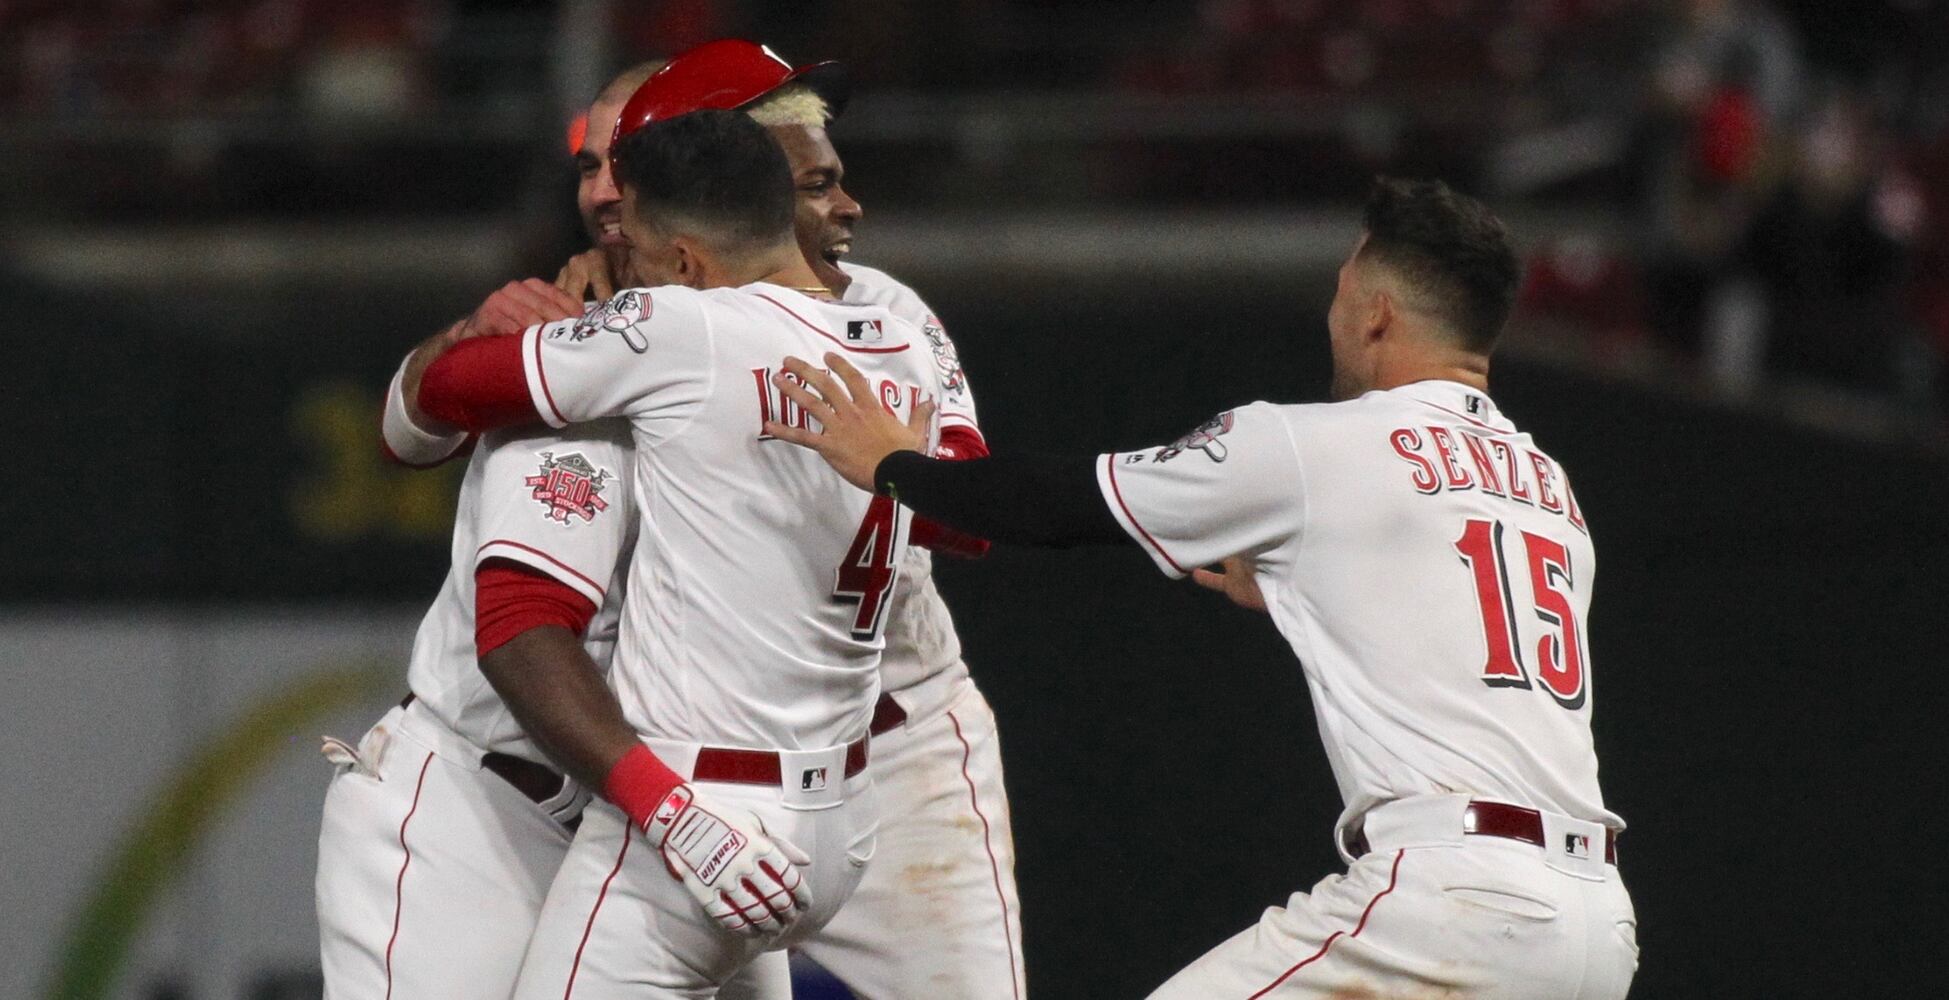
[766,124,862,292]
[574,95,631,252]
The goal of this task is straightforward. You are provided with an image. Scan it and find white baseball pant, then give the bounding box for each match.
[512,738,879,999]
[1147,794,1638,999]
[796,674,1026,999]
[315,698,586,1000]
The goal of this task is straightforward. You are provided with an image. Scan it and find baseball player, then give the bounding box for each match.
[395,41,1026,998]
[603,42,1026,1000]
[768,179,1640,998]
[316,282,626,996]
[326,61,806,1000]
[408,108,951,997]
[315,66,673,1000]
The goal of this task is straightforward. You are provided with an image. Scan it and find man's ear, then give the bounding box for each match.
[672,238,707,290]
[1365,288,1395,344]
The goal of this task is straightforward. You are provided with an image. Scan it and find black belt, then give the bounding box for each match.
[399,692,575,810]
[483,751,574,804]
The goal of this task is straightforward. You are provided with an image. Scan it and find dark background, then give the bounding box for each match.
[16,272,1947,997]
[9,0,1949,996]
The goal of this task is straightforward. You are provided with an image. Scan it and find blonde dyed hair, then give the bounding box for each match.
[744,84,830,128]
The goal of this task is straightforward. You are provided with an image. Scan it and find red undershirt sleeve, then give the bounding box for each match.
[474,560,688,829]
[933,425,988,462]
[474,560,598,657]
[910,424,994,558]
[419,335,541,432]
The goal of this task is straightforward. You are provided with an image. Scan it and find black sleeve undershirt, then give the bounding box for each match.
[875,450,1132,548]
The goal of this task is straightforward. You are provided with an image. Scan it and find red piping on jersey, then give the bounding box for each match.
[751,293,911,354]
[564,825,633,999]
[1421,400,1506,434]
[1102,455,1189,575]
[949,709,1021,1000]
[383,752,437,1000]
[1244,849,1406,999]
[532,329,569,424]
[477,539,607,599]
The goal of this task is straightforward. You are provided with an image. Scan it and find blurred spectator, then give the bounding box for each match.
[296,0,443,124]
[1519,234,1653,357]
[1655,0,1803,127]
[1727,91,1917,395]
[1637,0,1803,369]
[0,0,441,118]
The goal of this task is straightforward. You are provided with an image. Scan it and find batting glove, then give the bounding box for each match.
[644,784,812,937]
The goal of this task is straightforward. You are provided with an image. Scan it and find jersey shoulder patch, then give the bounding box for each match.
[1151,410,1238,464]
[557,288,658,354]
[522,449,616,525]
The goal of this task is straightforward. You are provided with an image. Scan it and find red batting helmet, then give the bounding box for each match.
[611,39,849,151]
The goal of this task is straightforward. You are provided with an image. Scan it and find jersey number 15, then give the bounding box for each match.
[1454,518,1586,709]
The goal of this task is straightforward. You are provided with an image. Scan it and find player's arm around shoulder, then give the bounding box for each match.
[390,279,587,450]
[516,284,718,431]
[416,284,712,434]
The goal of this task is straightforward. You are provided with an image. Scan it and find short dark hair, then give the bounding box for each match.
[613,109,794,253]
[1359,177,1520,352]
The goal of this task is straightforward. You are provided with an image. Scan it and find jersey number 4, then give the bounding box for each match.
[1454,518,1586,709]
[834,495,900,640]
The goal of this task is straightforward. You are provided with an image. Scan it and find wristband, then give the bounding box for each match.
[602,743,686,831]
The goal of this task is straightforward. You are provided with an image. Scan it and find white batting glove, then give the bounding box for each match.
[644,784,812,937]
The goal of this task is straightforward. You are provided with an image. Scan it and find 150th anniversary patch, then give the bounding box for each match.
[525,451,612,523]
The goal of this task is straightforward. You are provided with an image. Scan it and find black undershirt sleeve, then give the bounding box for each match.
[874,450,1132,548]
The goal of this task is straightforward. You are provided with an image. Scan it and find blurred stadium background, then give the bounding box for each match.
[4,1,1946,998]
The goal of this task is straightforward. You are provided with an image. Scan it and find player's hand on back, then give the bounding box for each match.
[766,353,936,492]
[459,278,584,340]
[643,784,813,938]
[398,279,581,434]
[554,248,617,304]
[1192,555,1271,613]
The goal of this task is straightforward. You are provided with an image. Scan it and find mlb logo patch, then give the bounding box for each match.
[1564,832,1591,859]
[1466,395,1484,415]
[800,766,829,791]
[845,319,884,343]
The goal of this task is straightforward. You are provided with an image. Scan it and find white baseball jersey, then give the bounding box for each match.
[405,422,636,765]
[318,425,634,1000]
[1097,380,1620,842]
[519,282,943,750]
[841,262,981,696]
